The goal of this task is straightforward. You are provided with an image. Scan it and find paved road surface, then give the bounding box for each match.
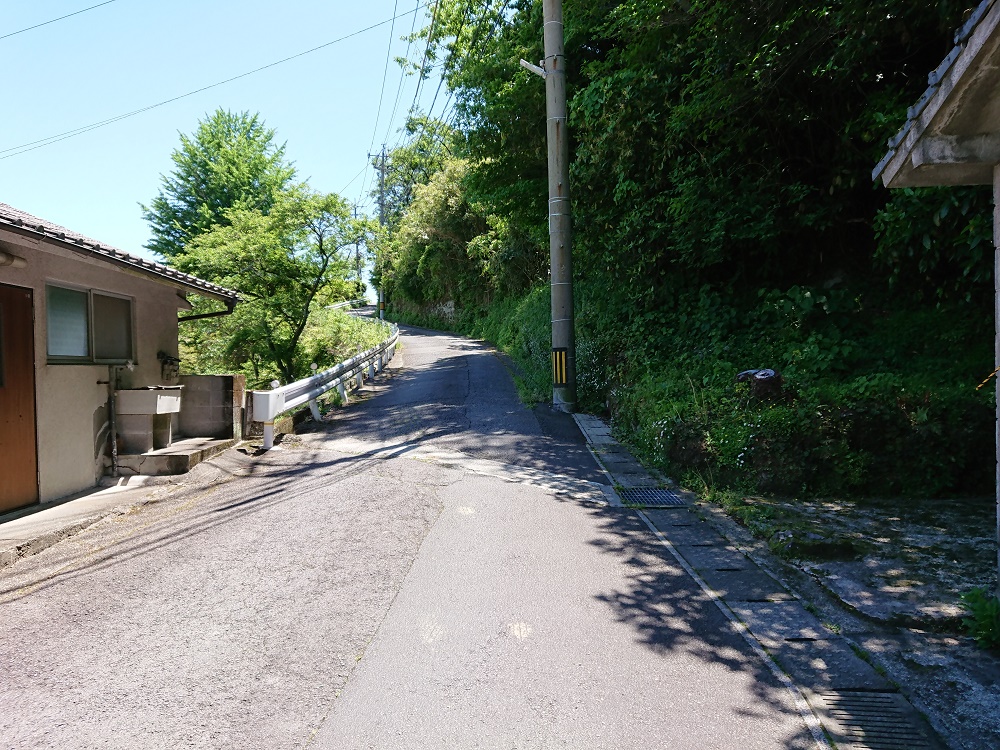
[0,324,817,749]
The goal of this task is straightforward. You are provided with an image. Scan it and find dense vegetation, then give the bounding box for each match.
[144,109,381,387]
[377,0,995,498]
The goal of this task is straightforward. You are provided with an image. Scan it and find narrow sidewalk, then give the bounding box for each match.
[573,413,946,750]
[0,476,178,569]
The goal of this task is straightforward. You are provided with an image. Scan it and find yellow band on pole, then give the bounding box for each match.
[552,348,567,386]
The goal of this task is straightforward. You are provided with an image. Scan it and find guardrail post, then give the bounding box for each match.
[309,399,322,421]
[356,370,364,388]
[263,422,275,450]
[338,380,348,404]
[368,362,376,379]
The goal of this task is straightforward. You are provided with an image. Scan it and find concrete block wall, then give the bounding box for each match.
[177,374,246,440]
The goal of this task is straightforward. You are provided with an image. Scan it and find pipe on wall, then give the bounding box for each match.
[0,250,27,268]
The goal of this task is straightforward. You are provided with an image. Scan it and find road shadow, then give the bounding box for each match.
[305,331,607,485]
[562,498,822,749]
[0,437,432,603]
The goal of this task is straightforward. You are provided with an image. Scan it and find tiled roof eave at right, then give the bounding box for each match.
[873,0,999,184]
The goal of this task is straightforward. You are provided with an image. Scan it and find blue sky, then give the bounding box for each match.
[0,0,443,263]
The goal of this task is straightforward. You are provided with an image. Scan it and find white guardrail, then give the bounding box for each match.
[326,298,367,310]
[251,322,399,450]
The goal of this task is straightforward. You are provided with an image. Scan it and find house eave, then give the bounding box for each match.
[875,0,1000,189]
[0,212,238,304]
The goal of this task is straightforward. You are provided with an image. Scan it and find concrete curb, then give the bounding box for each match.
[0,475,178,572]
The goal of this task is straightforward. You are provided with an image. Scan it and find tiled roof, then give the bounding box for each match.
[873,0,999,183]
[0,202,238,302]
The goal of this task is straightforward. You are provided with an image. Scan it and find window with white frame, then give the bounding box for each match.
[46,285,134,363]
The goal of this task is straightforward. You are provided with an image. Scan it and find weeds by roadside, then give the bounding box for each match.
[961,588,1000,651]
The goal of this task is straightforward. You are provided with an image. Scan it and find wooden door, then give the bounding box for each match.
[0,283,38,512]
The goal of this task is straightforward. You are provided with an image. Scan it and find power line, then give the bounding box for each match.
[352,0,402,210]
[381,0,422,146]
[394,0,498,154]
[0,1,119,42]
[372,1,485,201]
[349,0,420,212]
[366,0,401,157]
[408,0,442,117]
[339,163,370,195]
[424,10,466,123]
[426,70,449,122]
[356,153,379,209]
[0,3,428,161]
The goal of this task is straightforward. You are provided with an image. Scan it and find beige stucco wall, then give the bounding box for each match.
[0,230,185,502]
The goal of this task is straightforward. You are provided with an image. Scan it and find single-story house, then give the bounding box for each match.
[0,202,238,513]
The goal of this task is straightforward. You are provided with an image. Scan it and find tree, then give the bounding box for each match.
[142,109,296,259]
[386,157,542,306]
[350,226,368,298]
[176,189,373,384]
[375,116,460,228]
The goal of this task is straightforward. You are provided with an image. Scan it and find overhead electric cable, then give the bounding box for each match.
[339,163,370,195]
[381,0,422,145]
[396,0,495,154]
[424,11,466,123]
[366,0,401,156]
[0,1,119,42]
[0,3,428,160]
[408,0,442,117]
[352,0,402,210]
[426,68,449,121]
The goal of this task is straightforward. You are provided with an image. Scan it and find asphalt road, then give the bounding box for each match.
[0,324,818,749]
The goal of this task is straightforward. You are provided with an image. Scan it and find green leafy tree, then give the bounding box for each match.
[370,117,458,298]
[177,189,371,384]
[142,109,296,259]
[387,158,486,305]
[376,116,460,228]
[374,0,997,500]
[420,0,550,247]
[411,0,977,295]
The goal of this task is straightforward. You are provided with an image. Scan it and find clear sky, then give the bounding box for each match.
[0,0,443,264]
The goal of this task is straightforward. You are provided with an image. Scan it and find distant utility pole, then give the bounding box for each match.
[371,146,388,320]
[352,204,363,297]
[520,0,576,412]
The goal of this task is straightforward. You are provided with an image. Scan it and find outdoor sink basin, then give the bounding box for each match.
[115,386,184,415]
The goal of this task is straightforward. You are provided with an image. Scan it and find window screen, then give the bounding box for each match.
[93,293,133,361]
[47,286,89,358]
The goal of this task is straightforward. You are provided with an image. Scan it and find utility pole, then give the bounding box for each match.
[371,146,388,320]
[520,0,576,412]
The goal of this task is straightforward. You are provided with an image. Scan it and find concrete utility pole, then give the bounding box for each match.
[520,0,576,412]
[373,146,388,320]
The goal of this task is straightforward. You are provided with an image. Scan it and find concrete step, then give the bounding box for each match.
[107,437,236,476]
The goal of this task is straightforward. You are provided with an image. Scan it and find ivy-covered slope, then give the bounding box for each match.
[380,0,995,497]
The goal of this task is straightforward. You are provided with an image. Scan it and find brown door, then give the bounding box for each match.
[0,283,38,512]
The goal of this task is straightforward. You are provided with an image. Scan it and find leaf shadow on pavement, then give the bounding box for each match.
[312,350,608,485]
[576,501,821,750]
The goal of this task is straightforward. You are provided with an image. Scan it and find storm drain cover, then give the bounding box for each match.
[814,691,933,749]
[619,487,688,507]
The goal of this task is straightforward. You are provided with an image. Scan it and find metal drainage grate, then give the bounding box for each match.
[619,487,688,507]
[815,691,933,750]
